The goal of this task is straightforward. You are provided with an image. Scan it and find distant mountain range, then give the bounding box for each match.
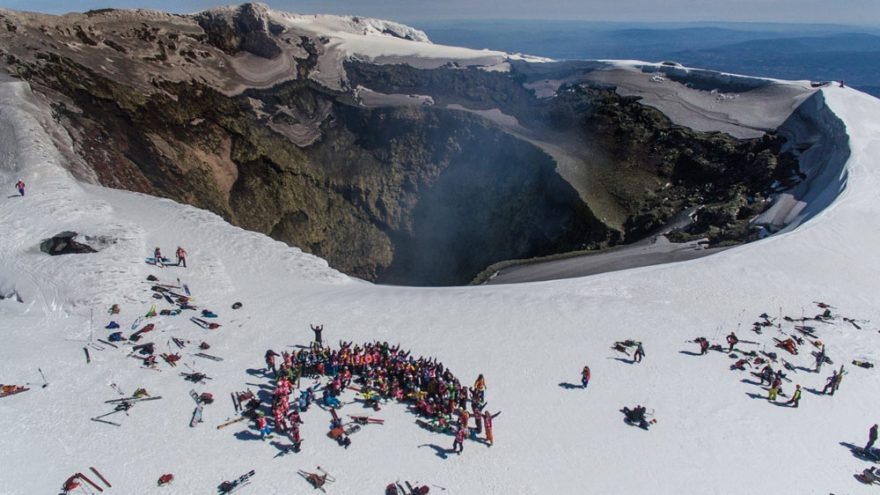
[417,21,880,97]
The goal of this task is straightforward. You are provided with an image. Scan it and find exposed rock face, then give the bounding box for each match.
[40,232,97,255]
[0,5,802,285]
[195,3,282,59]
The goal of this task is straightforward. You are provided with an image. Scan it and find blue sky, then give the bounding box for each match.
[3,0,879,25]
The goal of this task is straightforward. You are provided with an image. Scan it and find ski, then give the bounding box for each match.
[231,392,241,413]
[77,472,104,493]
[105,396,162,404]
[90,417,121,426]
[0,386,30,398]
[181,371,212,383]
[89,467,112,488]
[161,353,179,367]
[149,283,181,289]
[349,415,385,425]
[194,352,223,361]
[219,469,255,494]
[97,339,118,349]
[191,317,221,330]
[172,337,187,349]
[216,416,247,429]
[83,347,91,364]
[183,283,191,296]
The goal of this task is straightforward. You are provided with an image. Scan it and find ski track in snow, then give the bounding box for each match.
[1,74,880,494]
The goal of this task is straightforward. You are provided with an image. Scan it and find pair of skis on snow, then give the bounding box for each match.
[67,468,111,493]
[219,470,255,493]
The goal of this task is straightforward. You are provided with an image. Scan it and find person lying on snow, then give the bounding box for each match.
[776,338,798,355]
[732,358,751,370]
[622,405,652,429]
[322,388,341,408]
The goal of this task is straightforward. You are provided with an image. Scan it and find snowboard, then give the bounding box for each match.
[190,405,204,427]
[811,351,833,365]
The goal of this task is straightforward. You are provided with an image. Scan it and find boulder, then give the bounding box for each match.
[39,232,97,255]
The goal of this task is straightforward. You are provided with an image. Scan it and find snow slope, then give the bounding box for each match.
[2,71,880,495]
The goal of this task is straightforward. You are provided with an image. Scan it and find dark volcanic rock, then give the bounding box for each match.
[40,232,97,255]
[0,7,802,285]
[195,3,281,59]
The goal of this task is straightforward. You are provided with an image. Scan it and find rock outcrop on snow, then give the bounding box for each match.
[39,231,98,255]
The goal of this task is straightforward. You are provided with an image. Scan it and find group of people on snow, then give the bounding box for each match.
[151,246,187,268]
[258,339,499,455]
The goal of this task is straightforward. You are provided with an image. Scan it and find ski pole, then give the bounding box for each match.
[38,368,48,388]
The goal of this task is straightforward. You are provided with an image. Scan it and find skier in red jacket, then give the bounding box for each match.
[727,332,739,352]
[453,427,466,454]
[256,413,271,440]
[483,410,501,446]
[581,366,591,389]
[176,246,187,267]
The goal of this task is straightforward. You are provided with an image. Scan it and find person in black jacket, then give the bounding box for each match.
[866,424,878,452]
[311,324,324,346]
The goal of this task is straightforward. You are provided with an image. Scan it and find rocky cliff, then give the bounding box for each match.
[0,4,801,285]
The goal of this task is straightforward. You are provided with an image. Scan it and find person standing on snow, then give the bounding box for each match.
[820,369,838,395]
[256,412,271,440]
[153,247,164,267]
[483,410,500,446]
[452,426,467,454]
[311,324,324,347]
[14,180,25,197]
[472,405,483,434]
[727,332,739,353]
[866,424,878,452]
[265,349,279,376]
[581,366,591,389]
[289,422,302,452]
[767,377,780,402]
[697,337,709,355]
[176,246,187,267]
[759,364,774,385]
[787,384,802,408]
[473,374,486,403]
[633,342,645,363]
[832,365,846,394]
